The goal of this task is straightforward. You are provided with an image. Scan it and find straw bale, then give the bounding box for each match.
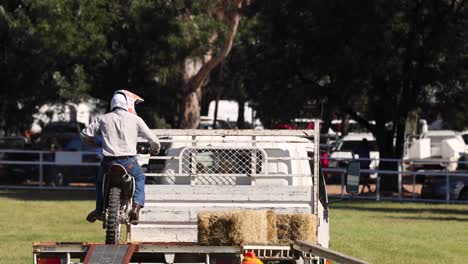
[266,210,278,244]
[276,214,291,244]
[276,213,317,244]
[198,210,269,245]
[197,213,214,245]
[198,211,317,246]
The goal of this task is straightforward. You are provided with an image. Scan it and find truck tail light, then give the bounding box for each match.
[326,259,332,264]
[37,257,61,264]
[321,152,329,168]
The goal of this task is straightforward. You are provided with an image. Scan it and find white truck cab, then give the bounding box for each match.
[33,125,370,264]
[135,129,330,248]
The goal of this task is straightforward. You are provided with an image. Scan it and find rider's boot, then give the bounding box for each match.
[129,203,142,225]
[86,210,103,223]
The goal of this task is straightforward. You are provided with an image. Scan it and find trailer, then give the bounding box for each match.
[33,124,367,264]
[33,241,368,264]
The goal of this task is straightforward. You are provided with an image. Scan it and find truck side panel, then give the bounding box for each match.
[131,185,313,242]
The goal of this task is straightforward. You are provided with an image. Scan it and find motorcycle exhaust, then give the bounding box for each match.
[122,173,132,182]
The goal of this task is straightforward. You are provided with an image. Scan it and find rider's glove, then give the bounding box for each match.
[149,142,160,156]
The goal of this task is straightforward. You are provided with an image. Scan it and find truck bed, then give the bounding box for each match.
[130,184,314,242]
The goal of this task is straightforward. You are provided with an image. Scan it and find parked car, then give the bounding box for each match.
[421,174,468,200]
[38,121,85,150]
[420,156,468,200]
[46,136,102,186]
[0,136,39,185]
[328,133,379,183]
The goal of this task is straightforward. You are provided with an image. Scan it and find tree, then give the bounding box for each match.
[247,0,467,191]
[0,2,59,135]
[178,0,245,128]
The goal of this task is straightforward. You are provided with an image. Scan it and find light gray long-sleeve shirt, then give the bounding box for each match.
[80,109,160,157]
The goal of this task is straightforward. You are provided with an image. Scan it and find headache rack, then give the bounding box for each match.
[143,128,320,204]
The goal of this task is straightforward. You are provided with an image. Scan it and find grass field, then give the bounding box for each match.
[329,201,468,263]
[0,190,467,264]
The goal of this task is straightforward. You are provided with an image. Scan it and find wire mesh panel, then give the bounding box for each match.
[180,147,265,185]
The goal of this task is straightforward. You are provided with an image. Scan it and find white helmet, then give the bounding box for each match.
[110,93,127,111]
[111,90,144,114]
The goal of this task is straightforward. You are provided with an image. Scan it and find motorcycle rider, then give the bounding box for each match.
[81,90,160,225]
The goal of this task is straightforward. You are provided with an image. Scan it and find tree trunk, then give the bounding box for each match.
[213,97,220,128]
[237,99,245,129]
[180,86,203,129]
[179,58,204,128]
[178,0,243,128]
[378,133,399,192]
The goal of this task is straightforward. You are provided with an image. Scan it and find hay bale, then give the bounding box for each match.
[197,213,214,245]
[266,210,278,244]
[276,213,317,244]
[276,214,291,244]
[198,210,269,245]
[198,211,317,246]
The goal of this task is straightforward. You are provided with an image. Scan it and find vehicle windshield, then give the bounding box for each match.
[463,134,468,145]
[336,140,377,151]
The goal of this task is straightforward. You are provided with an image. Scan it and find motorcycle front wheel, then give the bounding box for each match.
[105,187,122,244]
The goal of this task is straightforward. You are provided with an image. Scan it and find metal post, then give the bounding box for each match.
[445,171,450,203]
[190,152,196,185]
[398,160,402,201]
[251,136,257,186]
[39,152,43,191]
[376,177,380,201]
[340,172,345,198]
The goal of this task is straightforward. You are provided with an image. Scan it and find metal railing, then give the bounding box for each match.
[1,147,468,204]
[324,156,468,203]
[0,149,99,190]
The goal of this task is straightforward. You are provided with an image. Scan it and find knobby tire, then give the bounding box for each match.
[105,187,121,244]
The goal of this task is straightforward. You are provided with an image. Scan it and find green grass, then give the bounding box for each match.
[0,190,101,264]
[0,190,467,264]
[329,201,468,263]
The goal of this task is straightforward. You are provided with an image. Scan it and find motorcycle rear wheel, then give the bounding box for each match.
[105,187,121,244]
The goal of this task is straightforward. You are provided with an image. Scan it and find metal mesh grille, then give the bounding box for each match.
[181,148,265,185]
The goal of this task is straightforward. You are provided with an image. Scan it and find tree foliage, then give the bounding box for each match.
[242,0,467,190]
[0,1,467,188]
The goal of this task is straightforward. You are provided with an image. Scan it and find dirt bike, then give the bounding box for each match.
[102,163,135,244]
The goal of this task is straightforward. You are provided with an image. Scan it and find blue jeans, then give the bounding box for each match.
[95,156,145,212]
